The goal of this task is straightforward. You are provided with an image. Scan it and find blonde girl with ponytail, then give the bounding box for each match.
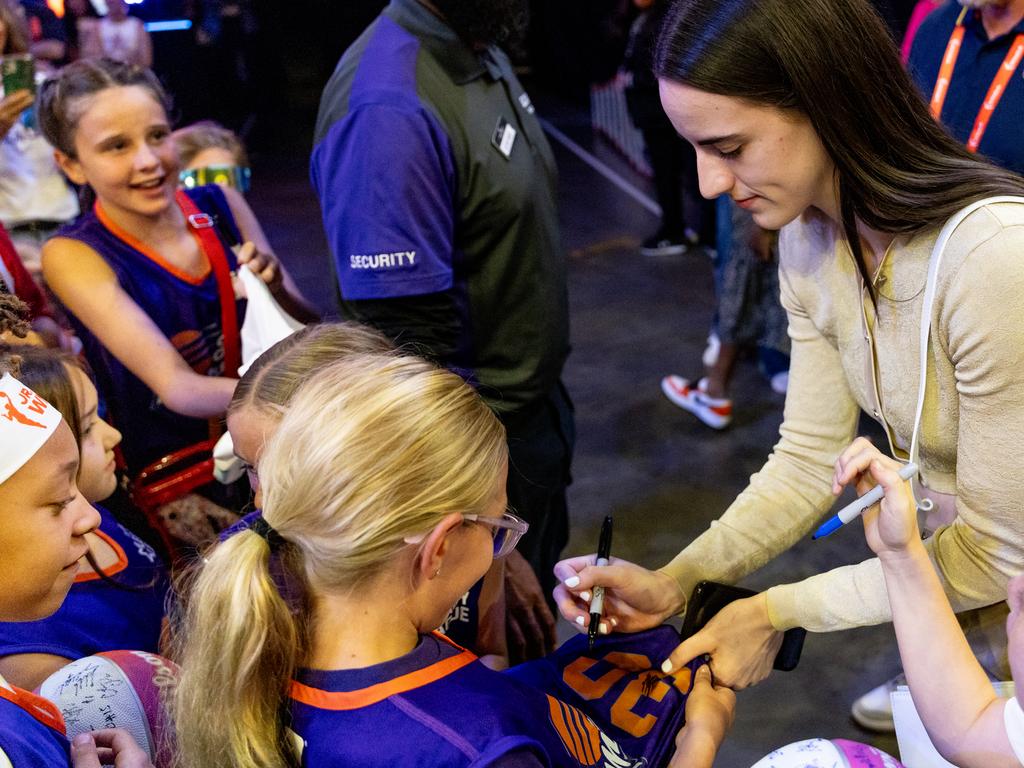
[174,353,514,767]
[224,322,509,667]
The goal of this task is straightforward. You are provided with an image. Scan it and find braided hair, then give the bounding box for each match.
[0,292,30,377]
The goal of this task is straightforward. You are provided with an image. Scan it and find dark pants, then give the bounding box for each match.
[632,90,716,243]
[500,381,575,607]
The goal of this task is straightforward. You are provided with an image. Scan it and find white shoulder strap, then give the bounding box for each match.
[909,195,1024,511]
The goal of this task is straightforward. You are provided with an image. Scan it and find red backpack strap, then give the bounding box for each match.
[175,189,241,379]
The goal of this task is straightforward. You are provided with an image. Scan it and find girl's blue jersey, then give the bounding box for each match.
[0,682,69,767]
[56,185,245,475]
[0,505,168,661]
[290,627,700,768]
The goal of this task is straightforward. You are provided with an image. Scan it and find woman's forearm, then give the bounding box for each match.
[879,543,1015,766]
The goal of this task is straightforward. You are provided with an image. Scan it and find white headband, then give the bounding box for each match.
[0,373,63,485]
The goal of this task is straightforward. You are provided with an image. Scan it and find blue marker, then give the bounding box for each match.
[813,462,919,540]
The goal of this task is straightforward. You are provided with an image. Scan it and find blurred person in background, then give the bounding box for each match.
[623,0,713,254]
[173,120,251,195]
[18,0,65,64]
[907,0,1024,175]
[79,0,151,68]
[0,0,78,279]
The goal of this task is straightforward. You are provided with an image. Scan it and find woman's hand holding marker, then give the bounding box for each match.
[554,555,684,636]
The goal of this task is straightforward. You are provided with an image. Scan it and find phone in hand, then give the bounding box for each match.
[680,580,807,671]
[1,54,35,97]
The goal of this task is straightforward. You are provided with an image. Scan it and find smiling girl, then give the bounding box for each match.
[0,346,169,691]
[0,293,150,767]
[37,59,314,545]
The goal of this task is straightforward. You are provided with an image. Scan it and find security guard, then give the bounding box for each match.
[312,0,574,615]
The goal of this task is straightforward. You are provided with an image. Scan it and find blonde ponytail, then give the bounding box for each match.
[173,530,308,768]
[174,353,507,766]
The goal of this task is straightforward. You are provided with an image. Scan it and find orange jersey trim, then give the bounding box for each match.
[95,201,212,286]
[74,528,129,583]
[0,684,66,736]
[290,641,478,711]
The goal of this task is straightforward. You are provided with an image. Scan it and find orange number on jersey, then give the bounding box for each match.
[562,651,695,738]
[562,656,629,700]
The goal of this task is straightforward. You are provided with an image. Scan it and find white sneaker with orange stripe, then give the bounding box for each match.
[660,376,733,429]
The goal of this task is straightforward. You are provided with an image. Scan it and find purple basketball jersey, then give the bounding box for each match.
[56,185,245,475]
[506,626,703,768]
[289,628,697,767]
[0,683,70,766]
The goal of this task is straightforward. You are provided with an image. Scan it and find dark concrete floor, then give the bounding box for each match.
[248,103,902,767]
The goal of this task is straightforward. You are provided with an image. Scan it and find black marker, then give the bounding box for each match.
[588,515,614,651]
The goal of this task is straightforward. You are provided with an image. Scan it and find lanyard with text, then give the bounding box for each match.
[930,7,1024,152]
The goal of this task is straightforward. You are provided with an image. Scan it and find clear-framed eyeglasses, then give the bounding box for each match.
[462,511,529,558]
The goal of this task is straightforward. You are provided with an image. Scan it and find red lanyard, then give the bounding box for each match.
[174,190,241,379]
[930,9,1024,153]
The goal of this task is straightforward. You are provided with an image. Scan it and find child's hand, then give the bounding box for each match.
[669,665,735,767]
[71,729,154,767]
[833,437,920,557]
[0,90,33,139]
[235,242,284,295]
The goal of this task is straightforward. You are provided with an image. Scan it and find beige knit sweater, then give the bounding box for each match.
[662,201,1024,633]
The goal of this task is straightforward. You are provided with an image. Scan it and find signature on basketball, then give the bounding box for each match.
[53,662,126,729]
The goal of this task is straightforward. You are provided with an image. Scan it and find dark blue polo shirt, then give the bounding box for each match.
[908,4,1024,175]
[311,0,569,414]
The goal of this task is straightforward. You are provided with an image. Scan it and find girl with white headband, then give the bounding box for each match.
[0,294,151,767]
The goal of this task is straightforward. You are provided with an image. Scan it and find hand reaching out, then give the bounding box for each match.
[235,242,284,295]
[666,593,782,690]
[668,665,736,768]
[503,550,557,664]
[0,90,33,140]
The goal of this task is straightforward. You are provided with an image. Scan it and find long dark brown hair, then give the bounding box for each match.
[655,0,1024,289]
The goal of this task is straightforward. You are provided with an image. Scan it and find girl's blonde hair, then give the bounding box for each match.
[228,321,395,420]
[174,353,507,767]
[172,120,250,168]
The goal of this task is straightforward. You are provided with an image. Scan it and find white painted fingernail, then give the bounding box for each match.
[579,591,591,602]
[599,622,609,635]
[610,617,619,627]
[575,615,585,626]
[564,576,580,588]
[661,659,673,673]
